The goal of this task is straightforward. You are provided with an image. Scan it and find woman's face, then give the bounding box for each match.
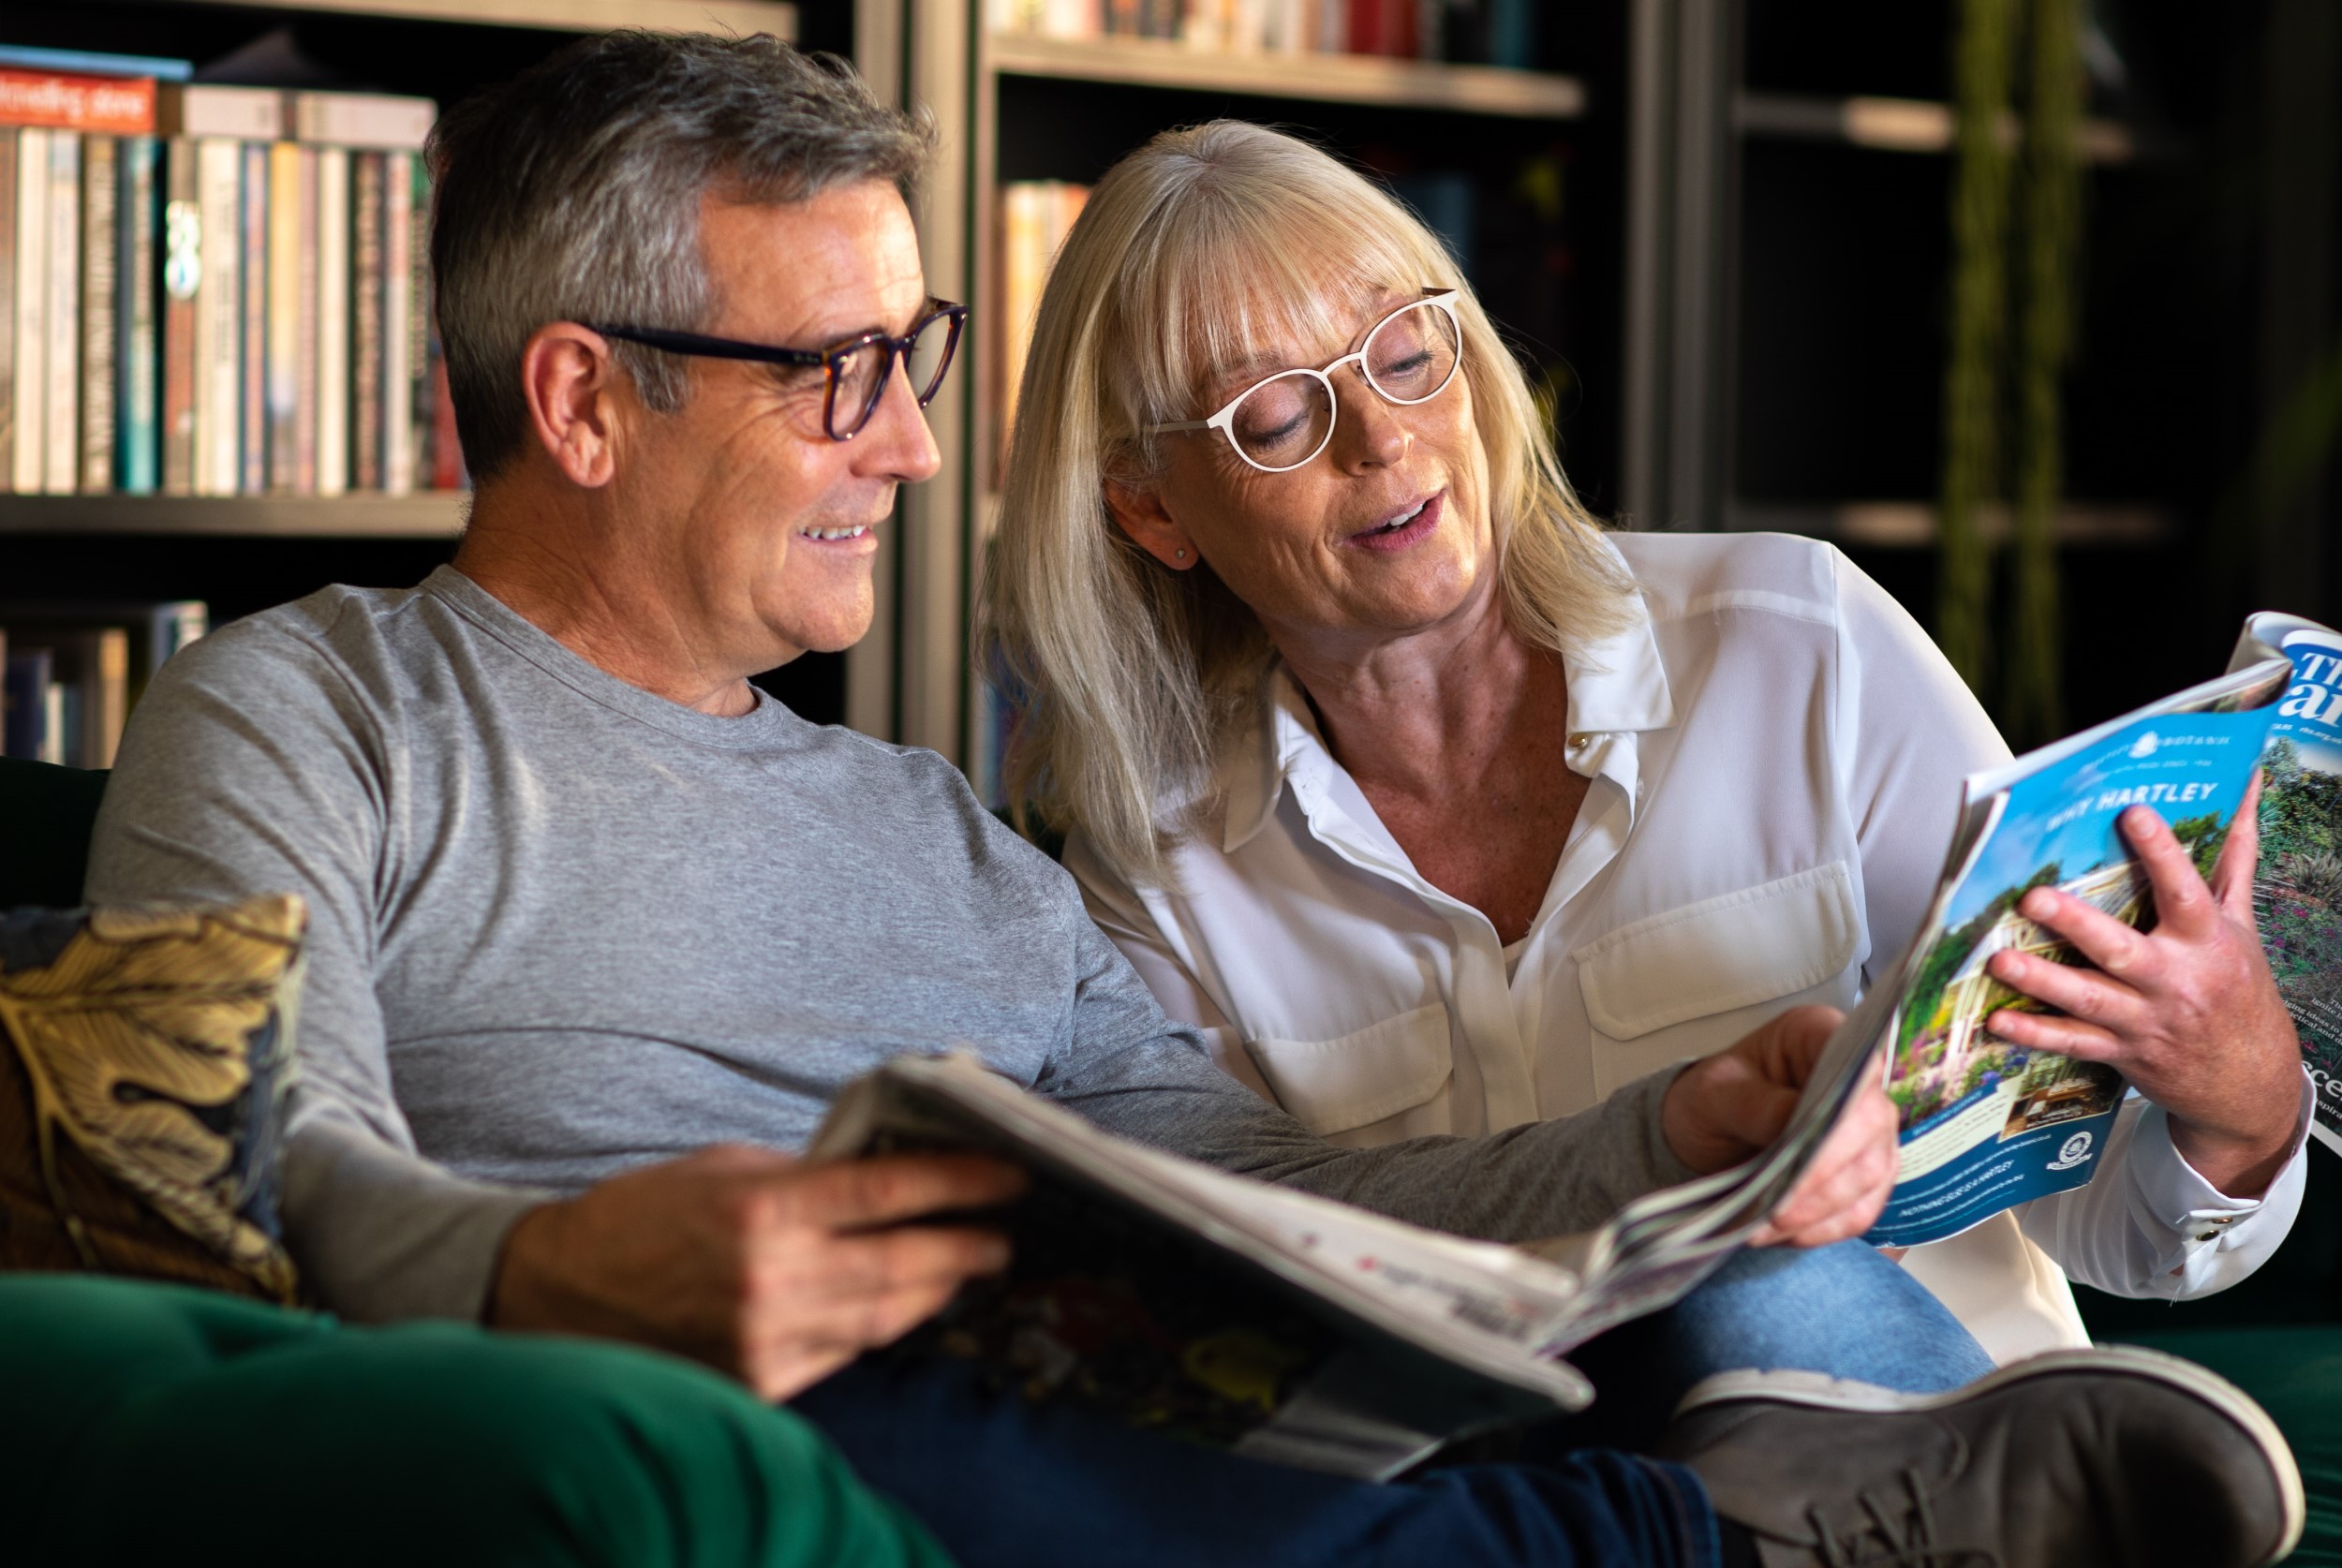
[1107,285,1497,655]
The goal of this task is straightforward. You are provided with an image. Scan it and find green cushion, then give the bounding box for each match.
[0,759,108,909]
[0,1272,956,1568]
[2107,1326,2342,1567]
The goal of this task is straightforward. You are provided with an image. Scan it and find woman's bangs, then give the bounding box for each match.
[1134,183,1442,427]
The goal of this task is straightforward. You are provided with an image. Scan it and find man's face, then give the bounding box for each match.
[611,181,941,673]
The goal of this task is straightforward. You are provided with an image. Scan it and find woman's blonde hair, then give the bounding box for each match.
[981,120,1632,885]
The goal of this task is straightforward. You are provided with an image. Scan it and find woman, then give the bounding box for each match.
[983,121,2312,1365]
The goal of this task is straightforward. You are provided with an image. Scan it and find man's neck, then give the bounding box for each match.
[452,481,763,717]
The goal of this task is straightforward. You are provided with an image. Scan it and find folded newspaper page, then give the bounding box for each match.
[2233,613,2342,1154]
[808,1042,1880,1479]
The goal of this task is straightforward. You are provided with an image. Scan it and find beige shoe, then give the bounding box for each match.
[1656,1345,2303,1568]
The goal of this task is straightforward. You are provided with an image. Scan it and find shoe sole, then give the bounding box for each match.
[1673,1344,2305,1566]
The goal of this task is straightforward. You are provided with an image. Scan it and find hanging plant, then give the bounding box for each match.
[1938,0,2084,745]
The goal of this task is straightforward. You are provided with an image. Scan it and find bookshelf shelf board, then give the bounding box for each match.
[1734,93,2135,164]
[990,35,1586,119]
[0,494,470,539]
[1725,501,2172,549]
[126,0,797,37]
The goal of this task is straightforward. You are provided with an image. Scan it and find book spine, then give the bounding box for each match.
[79,133,116,493]
[411,155,438,489]
[349,150,382,491]
[293,145,318,492]
[158,137,197,494]
[0,71,156,136]
[381,147,411,495]
[190,137,237,496]
[239,140,266,494]
[265,140,298,491]
[41,129,78,495]
[10,127,45,494]
[1485,0,1529,67]
[0,127,15,488]
[315,145,348,496]
[117,134,158,493]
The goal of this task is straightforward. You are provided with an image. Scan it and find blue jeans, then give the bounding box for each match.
[792,1240,1994,1568]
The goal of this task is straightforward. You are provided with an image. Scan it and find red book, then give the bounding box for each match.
[0,71,155,135]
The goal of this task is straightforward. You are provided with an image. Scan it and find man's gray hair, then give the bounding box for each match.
[427,31,932,480]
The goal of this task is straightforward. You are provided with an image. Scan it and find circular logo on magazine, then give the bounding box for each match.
[2047,1131,2096,1171]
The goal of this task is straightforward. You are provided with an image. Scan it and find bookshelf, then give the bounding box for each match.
[989,35,1584,118]
[0,493,467,537]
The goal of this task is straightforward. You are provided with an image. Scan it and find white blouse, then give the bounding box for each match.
[1069,530,2312,1365]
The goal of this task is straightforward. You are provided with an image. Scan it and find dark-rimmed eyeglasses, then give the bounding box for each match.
[1145,290,1463,473]
[586,300,968,443]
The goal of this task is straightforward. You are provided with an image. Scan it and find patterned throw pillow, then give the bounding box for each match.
[0,895,305,1304]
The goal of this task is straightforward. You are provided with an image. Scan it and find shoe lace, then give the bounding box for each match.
[1805,1466,2003,1568]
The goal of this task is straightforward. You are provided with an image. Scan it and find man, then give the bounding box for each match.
[88,31,2298,1568]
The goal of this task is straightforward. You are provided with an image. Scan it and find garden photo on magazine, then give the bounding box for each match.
[2248,615,2342,1153]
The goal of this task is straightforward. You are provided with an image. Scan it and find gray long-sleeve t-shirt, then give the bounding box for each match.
[86,566,1696,1323]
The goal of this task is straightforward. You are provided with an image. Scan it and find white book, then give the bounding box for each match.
[156,85,284,141]
[191,137,241,497]
[289,91,436,152]
[40,129,78,496]
[12,127,46,495]
[315,145,349,496]
[381,149,413,496]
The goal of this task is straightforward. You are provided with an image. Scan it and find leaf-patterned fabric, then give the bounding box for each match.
[0,895,305,1302]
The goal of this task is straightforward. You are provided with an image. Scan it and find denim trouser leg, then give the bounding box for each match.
[793,1354,1721,1568]
[1535,1239,2000,1453]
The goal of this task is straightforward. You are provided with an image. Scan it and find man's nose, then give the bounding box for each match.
[859,354,943,482]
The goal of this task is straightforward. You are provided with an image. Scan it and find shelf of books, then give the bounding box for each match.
[0,491,465,537]
[0,50,468,532]
[123,0,797,37]
[990,34,1585,118]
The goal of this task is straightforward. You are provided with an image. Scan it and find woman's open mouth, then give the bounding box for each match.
[1346,491,1443,554]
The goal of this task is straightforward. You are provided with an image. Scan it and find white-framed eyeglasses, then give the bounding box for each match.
[1144,289,1465,474]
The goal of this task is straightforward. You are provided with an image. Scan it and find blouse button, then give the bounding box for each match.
[1567,733,1593,751]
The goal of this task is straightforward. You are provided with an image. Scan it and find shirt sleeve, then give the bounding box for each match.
[1034,883,1700,1242]
[2018,1076,2315,1298]
[84,621,545,1323]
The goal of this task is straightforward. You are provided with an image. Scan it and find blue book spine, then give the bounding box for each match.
[117,136,159,494]
[4,649,53,760]
[1487,0,1532,67]
[0,45,193,81]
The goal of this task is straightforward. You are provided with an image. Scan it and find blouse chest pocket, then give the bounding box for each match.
[1244,1004,1454,1142]
[1573,863,1862,1094]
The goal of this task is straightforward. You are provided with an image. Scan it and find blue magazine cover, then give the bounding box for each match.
[1866,654,2296,1248]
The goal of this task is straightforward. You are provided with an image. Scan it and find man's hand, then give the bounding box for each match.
[488,1145,1027,1400]
[1984,782,2304,1197]
[1662,1005,1901,1249]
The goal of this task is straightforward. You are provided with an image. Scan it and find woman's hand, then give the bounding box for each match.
[1983,777,2305,1197]
[1661,1005,1903,1248]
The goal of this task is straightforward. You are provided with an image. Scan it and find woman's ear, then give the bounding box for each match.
[1103,478,1201,570]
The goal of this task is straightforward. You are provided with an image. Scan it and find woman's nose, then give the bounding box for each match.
[1327,372,1408,470]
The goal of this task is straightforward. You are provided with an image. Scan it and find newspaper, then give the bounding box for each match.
[807,1028,1883,1478]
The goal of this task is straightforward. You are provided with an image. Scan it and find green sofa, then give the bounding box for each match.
[5,755,2337,1561]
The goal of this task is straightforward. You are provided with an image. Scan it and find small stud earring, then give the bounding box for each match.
[1174,549,1187,561]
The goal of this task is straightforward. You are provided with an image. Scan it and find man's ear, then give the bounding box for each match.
[1103,477,1200,571]
[520,323,626,489]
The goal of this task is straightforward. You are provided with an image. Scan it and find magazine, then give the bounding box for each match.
[2234,613,2342,1154]
[1862,618,2320,1247]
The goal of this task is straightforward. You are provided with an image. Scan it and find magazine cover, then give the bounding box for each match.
[1867,665,2289,1247]
[2250,617,2342,1154]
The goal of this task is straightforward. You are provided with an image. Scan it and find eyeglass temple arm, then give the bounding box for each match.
[587,324,828,366]
[1143,418,1216,434]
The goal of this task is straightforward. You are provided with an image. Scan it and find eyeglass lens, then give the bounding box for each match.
[1224,298,1460,469]
[830,312,961,439]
